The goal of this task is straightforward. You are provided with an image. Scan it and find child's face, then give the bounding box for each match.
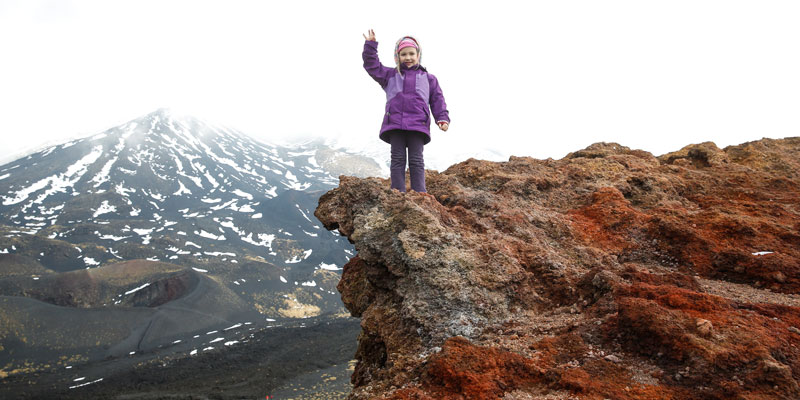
[398,47,419,67]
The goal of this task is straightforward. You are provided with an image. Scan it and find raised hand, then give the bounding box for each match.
[363,29,376,41]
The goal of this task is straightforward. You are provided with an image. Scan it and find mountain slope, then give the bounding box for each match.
[0,109,357,270]
[0,109,373,384]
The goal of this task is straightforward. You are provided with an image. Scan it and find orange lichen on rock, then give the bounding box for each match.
[315,138,800,399]
[420,337,545,398]
[568,186,652,253]
[613,283,800,398]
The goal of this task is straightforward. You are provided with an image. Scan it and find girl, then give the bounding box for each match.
[362,29,450,193]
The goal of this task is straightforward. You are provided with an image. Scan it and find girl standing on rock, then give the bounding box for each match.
[362,29,450,193]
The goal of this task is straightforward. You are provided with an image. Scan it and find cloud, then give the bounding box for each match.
[0,0,798,164]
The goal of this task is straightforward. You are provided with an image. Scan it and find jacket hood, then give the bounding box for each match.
[394,35,421,65]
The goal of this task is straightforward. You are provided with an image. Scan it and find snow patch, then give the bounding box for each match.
[92,200,117,218]
[319,262,341,271]
[196,230,225,241]
[3,145,103,206]
[90,157,118,188]
[295,204,313,222]
[173,180,191,195]
[133,228,154,235]
[204,171,219,188]
[69,378,103,389]
[285,249,313,264]
[224,323,243,331]
[204,251,236,257]
[96,231,129,241]
[232,189,253,200]
[124,282,150,295]
[211,199,237,211]
[168,246,191,255]
[241,232,275,249]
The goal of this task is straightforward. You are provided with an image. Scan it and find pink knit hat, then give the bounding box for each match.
[394,36,421,66]
[397,38,418,52]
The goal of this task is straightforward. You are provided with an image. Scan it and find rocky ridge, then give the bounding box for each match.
[315,137,800,399]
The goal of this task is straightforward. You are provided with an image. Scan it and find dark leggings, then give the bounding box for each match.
[388,130,426,192]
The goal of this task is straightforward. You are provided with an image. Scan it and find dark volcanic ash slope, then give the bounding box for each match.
[316,138,800,399]
[0,260,250,365]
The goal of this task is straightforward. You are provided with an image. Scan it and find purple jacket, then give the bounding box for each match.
[363,40,450,144]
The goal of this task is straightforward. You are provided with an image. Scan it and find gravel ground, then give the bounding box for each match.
[0,316,360,400]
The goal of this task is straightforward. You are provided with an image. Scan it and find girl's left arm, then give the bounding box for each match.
[428,74,450,126]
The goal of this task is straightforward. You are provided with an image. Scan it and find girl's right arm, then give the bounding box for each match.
[362,30,394,88]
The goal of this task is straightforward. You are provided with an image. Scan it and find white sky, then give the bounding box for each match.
[1,0,798,168]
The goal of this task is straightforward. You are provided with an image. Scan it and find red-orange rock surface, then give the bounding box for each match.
[315,138,800,400]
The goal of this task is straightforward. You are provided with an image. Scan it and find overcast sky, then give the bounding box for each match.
[1,0,798,168]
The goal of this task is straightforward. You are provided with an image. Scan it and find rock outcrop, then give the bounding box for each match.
[315,137,800,399]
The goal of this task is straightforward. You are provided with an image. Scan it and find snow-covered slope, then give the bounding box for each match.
[0,109,366,271]
[0,109,386,324]
[3,109,334,226]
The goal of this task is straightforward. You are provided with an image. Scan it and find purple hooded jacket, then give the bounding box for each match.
[363,40,450,144]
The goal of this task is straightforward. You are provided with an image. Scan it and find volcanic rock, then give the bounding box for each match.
[315,137,800,399]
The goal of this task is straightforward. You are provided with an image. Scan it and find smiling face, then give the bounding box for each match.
[398,47,419,67]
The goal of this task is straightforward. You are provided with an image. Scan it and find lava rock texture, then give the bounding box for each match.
[315,138,800,399]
